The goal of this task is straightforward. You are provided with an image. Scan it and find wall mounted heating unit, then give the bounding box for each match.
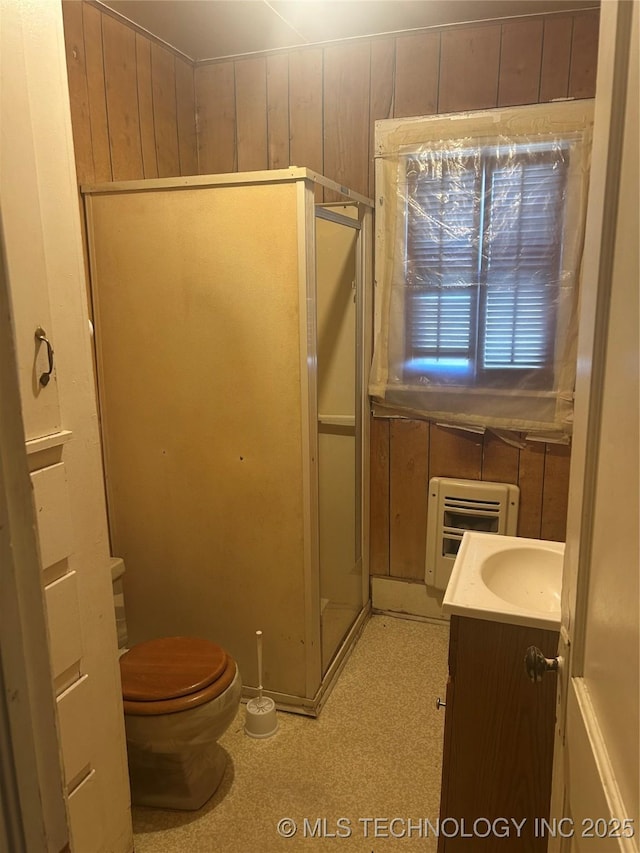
[426,477,519,591]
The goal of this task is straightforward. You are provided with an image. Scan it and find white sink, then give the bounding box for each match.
[442,532,564,630]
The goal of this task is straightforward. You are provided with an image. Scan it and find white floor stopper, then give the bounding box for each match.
[244,630,278,738]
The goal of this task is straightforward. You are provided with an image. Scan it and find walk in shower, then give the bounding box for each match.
[83,168,373,714]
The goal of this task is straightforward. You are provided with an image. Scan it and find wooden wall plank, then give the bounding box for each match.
[369,38,395,197]
[541,444,571,541]
[369,416,390,576]
[439,25,501,113]
[266,53,290,170]
[569,10,600,99]
[289,48,323,175]
[61,1,94,185]
[175,58,198,176]
[235,57,268,172]
[151,44,180,177]
[498,19,544,106]
[539,15,573,102]
[517,442,545,539]
[102,14,143,180]
[394,32,439,119]
[390,419,429,580]
[323,42,371,200]
[481,432,520,484]
[429,425,483,481]
[195,62,237,175]
[135,35,158,179]
[82,4,112,183]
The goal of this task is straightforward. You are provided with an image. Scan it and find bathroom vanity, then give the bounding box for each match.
[438,533,564,851]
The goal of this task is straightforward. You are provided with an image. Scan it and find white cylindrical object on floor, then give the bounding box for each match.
[245,629,278,738]
[244,695,278,738]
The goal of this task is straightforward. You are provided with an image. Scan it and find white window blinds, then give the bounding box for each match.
[483,156,565,372]
[405,146,567,385]
[407,155,477,372]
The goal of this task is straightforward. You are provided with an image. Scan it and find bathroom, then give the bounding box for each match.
[0,1,637,851]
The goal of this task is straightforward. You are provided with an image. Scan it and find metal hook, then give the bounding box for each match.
[35,327,54,387]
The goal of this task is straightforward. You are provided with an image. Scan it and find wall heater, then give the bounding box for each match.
[425,477,520,591]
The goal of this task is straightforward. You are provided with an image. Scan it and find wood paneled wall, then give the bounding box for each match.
[62,1,197,185]
[194,9,599,199]
[370,421,571,579]
[61,3,598,584]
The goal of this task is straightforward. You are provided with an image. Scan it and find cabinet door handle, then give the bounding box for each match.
[35,327,54,387]
[436,697,446,710]
[524,646,559,683]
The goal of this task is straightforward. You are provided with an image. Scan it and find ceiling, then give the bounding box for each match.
[98,0,598,62]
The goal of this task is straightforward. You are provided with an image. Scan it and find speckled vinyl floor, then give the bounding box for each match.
[131,614,450,853]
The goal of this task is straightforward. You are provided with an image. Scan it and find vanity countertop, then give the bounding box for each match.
[442,531,564,631]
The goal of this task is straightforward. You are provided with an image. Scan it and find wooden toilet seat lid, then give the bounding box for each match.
[120,637,228,701]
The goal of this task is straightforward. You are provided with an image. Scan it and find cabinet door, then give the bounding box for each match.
[439,616,558,851]
[437,674,456,853]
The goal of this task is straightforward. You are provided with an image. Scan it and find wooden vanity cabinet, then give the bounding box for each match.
[438,615,559,852]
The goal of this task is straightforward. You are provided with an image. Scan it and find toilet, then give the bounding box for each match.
[119,636,242,810]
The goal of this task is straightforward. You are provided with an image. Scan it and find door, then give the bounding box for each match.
[550,2,638,850]
[0,2,132,851]
[0,229,69,853]
[315,205,365,673]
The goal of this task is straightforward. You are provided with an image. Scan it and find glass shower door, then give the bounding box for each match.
[315,205,363,674]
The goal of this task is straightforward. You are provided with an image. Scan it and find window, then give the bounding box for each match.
[370,102,594,436]
[406,144,567,388]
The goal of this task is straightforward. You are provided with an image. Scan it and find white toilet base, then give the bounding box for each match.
[128,740,228,810]
[124,667,241,810]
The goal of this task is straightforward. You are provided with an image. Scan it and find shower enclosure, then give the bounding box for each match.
[83,169,373,714]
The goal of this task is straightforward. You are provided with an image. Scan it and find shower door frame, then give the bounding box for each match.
[298,175,374,713]
[314,203,366,677]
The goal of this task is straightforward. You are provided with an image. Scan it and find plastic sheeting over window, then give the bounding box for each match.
[370,102,594,438]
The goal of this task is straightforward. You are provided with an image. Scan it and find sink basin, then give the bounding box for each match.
[442,532,564,630]
[480,547,562,612]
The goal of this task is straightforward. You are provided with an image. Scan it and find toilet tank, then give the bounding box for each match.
[425,477,519,592]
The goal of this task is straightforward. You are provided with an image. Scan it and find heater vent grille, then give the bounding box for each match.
[426,477,519,591]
